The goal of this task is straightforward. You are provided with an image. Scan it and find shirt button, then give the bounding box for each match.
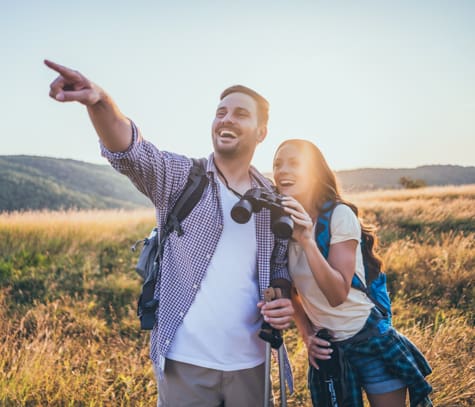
[165,340,170,345]
[206,254,211,260]
[193,284,198,289]
[179,311,184,317]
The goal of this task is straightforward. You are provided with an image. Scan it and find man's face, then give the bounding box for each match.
[211,92,266,159]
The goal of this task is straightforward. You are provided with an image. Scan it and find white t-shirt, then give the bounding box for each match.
[167,179,265,370]
[288,204,373,341]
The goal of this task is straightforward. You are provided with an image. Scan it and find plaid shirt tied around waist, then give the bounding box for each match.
[101,121,294,392]
[309,307,432,407]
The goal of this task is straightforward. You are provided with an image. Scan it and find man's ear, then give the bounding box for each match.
[257,126,267,143]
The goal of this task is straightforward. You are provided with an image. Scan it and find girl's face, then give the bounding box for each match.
[273,143,317,202]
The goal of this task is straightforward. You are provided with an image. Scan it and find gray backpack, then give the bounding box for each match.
[131,158,208,330]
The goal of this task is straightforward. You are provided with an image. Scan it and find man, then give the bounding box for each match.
[45,59,293,406]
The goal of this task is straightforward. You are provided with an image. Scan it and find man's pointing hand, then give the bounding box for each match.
[45,59,102,106]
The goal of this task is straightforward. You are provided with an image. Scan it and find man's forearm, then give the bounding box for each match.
[87,90,133,153]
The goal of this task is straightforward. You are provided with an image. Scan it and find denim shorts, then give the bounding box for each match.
[347,345,405,394]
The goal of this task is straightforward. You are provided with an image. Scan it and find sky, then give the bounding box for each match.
[1,0,474,172]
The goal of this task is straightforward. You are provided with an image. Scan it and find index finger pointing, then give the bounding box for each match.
[44,59,80,81]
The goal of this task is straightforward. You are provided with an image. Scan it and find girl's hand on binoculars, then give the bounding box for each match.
[280,197,314,244]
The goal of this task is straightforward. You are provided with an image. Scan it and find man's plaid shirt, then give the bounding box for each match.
[101,122,293,391]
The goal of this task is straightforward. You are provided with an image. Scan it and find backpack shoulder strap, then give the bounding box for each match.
[314,200,338,258]
[162,158,208,240]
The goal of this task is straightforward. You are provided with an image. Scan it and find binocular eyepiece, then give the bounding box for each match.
[230,187,294,239]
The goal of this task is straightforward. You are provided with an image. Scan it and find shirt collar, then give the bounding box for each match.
[205,152,271,189]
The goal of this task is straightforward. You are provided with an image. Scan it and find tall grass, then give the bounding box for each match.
[1,186,474,406]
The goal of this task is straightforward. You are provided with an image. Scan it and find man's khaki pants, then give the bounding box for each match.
[155,359,273,407]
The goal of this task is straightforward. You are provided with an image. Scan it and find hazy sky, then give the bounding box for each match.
[2,0,474,171]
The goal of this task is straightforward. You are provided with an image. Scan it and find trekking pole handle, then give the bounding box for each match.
[263,287,282,302]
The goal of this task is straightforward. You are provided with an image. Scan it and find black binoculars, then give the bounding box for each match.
[230,187,294,239]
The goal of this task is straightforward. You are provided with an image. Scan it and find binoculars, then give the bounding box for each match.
[230,187,294,239]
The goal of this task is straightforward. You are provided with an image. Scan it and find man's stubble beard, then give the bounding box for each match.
[212,131,259,161]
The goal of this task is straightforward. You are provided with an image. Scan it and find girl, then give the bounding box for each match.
[273,139,432,407]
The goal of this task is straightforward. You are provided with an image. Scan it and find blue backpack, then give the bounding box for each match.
[315,201,392,325]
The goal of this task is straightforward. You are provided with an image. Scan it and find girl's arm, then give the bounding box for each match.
[291,288,333,369]
[283,197,357,306]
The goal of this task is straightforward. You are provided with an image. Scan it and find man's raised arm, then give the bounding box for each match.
[45,59,133,152]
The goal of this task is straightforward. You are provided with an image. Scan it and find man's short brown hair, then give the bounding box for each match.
[220,85,269,127]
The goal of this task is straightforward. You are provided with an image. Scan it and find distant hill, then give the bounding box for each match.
[0,155,152,212]
[1,156,474,212]
[336,165,475,192]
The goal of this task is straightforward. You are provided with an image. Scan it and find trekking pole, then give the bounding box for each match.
[277,340,287,406]
[259,287,287,407]
[264,339,272,407]
[316,329,340,407]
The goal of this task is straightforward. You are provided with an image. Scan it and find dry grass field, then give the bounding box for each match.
[0,185,474,406]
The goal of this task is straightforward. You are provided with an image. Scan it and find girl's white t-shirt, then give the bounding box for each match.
[167,179,265,370]
[289,204,373,341]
